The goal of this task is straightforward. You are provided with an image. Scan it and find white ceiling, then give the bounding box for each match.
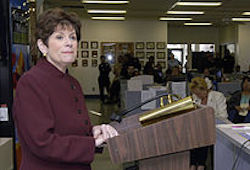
[44,0,250,26]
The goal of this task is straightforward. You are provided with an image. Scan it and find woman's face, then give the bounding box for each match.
[40,25,78,72]
[192,88,208,99]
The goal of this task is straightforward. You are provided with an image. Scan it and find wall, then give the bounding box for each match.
[168,26,220,46]
[69,19,168,95]
[219,25,238,44]
[238,23,250,71]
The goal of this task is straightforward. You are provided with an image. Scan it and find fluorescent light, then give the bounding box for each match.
[160,17,192,21]
[91,16,125,20]
[82,1,129,4]
[184,22,212,26]
[87,10,127,14]
[167,11,204,15]
[242,12,250,15]
[175,2,222,6]
[232,18,250,21]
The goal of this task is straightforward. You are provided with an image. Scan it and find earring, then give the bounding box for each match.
[43,53,46,57]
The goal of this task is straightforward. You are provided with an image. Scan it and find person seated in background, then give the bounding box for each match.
[166,66,186,82]
[190,77,228,119]
[154,63,164,84]
[189,77,227,170]
[227,76,250,123]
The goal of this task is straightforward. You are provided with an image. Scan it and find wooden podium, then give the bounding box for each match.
[107,106,216,170]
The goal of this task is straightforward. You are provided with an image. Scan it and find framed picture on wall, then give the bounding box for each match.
[156,52,166,59]
[146,42,155,49]
[136,51,145,59]
[157,61,166,69]
[92,59,98,67]
[156,42,166,49]
[140,60,144,67]
[81,51,89,58]
[92,51,98,58]
[146,52,155,58]
[72,60,78,67]
[81,41,88,49]
[135,42,145,49]
[91,41,98,49]
[82,59,88,67]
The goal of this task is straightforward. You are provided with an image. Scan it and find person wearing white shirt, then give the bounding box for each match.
[189,77,227,170]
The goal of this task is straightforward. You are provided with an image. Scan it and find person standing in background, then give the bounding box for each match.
[13,8,118,170]
[98,55,111,103]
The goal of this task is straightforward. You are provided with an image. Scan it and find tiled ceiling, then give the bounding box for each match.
[44,0,250,26]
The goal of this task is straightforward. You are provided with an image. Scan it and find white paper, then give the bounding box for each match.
[131,75,153,85]
[127,79,142,91]
[141,90,156,110]
[0,107,8,121]
[171,81,187,98]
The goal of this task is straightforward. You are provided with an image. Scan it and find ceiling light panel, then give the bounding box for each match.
[91,16,125,20]
[175,2,222,6]
[232,18,250,21]
[242,12,250,15]
[88,10,127,14]
[82,1,129,4]
[167,11,204,15]
[159,17,192,21]
[184,23,212,26]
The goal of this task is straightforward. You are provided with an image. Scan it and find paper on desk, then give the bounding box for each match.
[128,79,142,91]
[171,81,187,98]
[141,90,156,110]
[131,75,153,85]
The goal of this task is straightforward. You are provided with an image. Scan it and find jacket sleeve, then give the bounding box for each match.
[13,74,95,164]
[215,92,228,118]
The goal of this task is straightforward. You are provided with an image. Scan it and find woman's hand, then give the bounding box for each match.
[92,124,118,147]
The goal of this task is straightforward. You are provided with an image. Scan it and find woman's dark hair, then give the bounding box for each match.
[35,8,81,45]
[241,76,250,90]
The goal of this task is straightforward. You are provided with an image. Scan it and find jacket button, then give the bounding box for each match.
[85,120,88,125]
[74,97,78,102]
[71,84,76,90]
[78,109,82,114]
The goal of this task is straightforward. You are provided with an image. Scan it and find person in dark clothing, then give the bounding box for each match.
[227,76,250,123]
[223,49,235,73]
[143,56,155,75]
[13,8,118,170]
[98,55,111,103]
[154,63,164,84]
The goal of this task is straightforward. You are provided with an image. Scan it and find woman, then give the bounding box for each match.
[227,76,250,123]
[190,77,228,119]
[189,77,227,170]
[13,8,118,170]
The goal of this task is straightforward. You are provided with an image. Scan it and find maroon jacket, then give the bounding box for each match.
[13,59,95,170]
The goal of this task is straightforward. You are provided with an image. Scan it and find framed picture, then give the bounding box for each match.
[157,61,166,69]
[81,41,88,49]
[92,59,98,67]
[146,52,155,58]
[82,59,88,67]
[140,60,144,67]
[156,52,166,59]
[146,42,155,49]
[156,42,166,49]
[135,51,145,59]
[135,42,145,49]
[92,51,98,58]
[91,41,98,49]
[72,60,78,67]
[81,51,89,58]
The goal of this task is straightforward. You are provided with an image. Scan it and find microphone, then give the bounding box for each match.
[110,92,169,122]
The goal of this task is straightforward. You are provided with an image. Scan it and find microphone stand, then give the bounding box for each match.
[110,92,169,123]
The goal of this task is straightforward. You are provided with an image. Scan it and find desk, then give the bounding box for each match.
[0,138,13,170]
[215,124,250,170]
